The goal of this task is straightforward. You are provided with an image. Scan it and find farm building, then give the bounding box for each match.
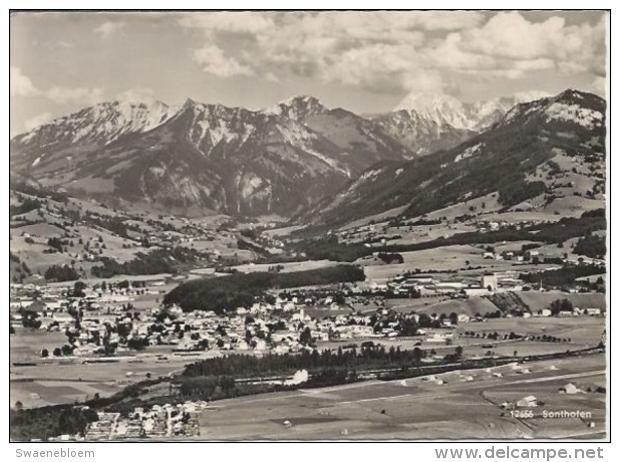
[559,383,580,395]
[516,395,538,407]
[481,273,498,292]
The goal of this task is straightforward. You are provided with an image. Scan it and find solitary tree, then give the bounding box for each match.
[455,345,464,358]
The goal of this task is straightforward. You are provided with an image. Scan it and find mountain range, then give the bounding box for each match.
[308,89,606,229]
[371,91,549,155]
[11,96,409,217]
[10,89,604,221]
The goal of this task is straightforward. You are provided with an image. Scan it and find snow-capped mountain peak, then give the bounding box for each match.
[500,88,605,130]
[12,99,174,147]
[394,90,553,132]
[394,92,471,130]
[264,95,328,120]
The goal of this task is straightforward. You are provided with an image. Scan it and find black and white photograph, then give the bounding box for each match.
[8,7,610,444]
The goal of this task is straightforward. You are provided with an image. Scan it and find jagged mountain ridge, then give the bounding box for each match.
[269,96,414,170]
[11,99,173,155]
[307,89,606,229]
[11,97,396,216]
[372,109,475,157]
[10,95,417,216]
[11,90,597,218]
[393,91,550,131]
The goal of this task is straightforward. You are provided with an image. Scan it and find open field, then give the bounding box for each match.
[518,292,606,311]
[10,328,218,408]
[314,315,604,360]
[380,290,606,318]
[457,316,605,348]
[263,225,307,237]
[360,245,562,282]
[10,329,68,363]
[10,354,200,408]
[315,335,533,359]
[386,296,499,317]
[195,354,606,440]
[357,222,478,247]
[227,259,339,274]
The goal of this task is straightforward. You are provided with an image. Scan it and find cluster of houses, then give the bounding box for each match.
[11,265,605,364]
[382,263,603,302]
[11,279,437,359]
[482,248,547,264]
[10,236,605,365]
[383,272,514,297]
[73,401,205,440]
[536,306,602,317]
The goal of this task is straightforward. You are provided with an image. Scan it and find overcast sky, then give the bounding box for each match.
[10,10,608,135]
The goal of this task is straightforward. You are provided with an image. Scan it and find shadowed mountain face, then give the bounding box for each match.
[268,96,414,169]
[306,90,606,229]
[10,96,415,217]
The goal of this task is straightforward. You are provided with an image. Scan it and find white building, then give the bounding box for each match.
[481,273,498,292]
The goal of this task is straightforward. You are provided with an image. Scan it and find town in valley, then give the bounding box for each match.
[9,10,608,441]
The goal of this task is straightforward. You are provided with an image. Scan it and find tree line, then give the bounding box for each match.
[163,265,365,313]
